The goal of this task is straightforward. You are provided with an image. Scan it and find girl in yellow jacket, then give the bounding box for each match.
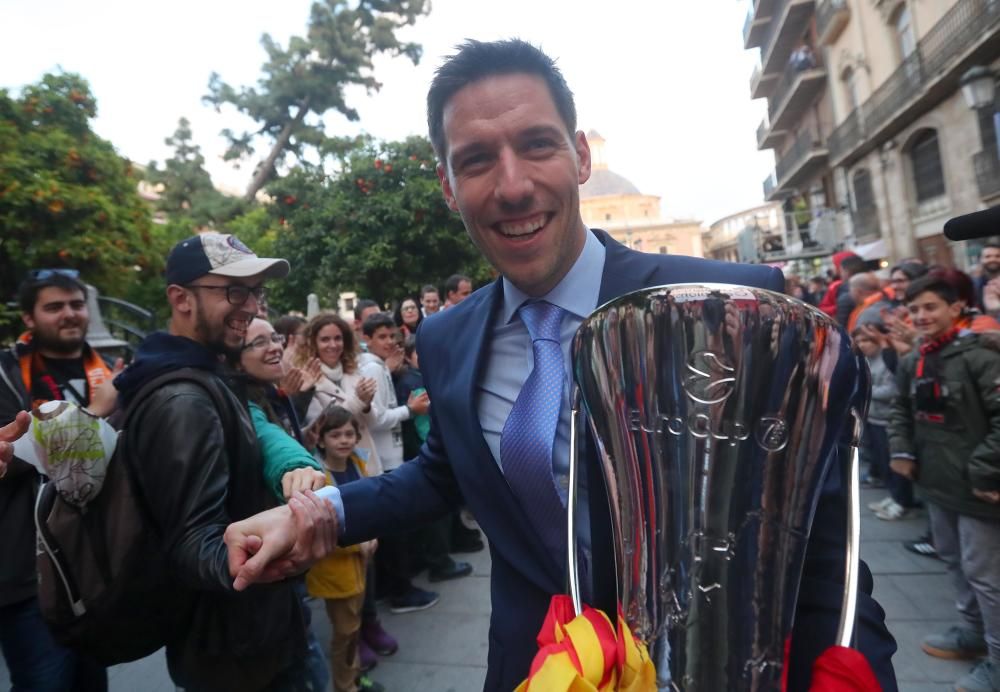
[306,406,379,692]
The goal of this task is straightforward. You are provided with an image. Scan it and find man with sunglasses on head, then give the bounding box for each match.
[0,268,113,691]
[112,233,336,691]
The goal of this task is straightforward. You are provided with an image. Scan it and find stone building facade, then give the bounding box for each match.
[746,0,1000,269]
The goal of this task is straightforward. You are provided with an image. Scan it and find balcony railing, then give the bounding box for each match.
[763,172,778,201]
[828,109,863,163]
[776,128,826,184]
[744,5,771,49]
[768,52,826,128]
[759,0,816,76]
[758,0,788,67]
[816,0,849,45]
[975,150,1000,200]
[828,0,1000,165]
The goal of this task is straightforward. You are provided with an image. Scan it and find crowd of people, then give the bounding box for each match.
[786,248,1000,690]
[0,251,482,692]
[1,36,999,692]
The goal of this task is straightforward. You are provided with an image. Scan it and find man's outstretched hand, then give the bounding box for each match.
[224,490,338,591]
[0,411,31,479]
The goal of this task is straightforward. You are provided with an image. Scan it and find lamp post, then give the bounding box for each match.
[960,66,997,111]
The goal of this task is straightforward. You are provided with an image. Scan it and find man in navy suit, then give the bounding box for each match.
[226,38,897,691]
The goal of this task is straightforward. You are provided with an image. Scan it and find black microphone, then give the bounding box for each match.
[944,205,1000,241]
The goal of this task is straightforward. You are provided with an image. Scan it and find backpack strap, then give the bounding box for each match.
[117,367,245,537]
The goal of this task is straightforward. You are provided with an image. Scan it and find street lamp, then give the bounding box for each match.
[960,66,996,110]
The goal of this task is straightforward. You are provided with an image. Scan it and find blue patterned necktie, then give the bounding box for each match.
[500,300,568,560]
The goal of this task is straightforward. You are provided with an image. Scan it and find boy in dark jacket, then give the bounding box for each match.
[889,275,1000,692]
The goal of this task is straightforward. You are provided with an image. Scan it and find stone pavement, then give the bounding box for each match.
[0,491,984,691]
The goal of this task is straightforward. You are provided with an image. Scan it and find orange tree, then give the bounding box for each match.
[0,72,172,312]
[243,135,492,311]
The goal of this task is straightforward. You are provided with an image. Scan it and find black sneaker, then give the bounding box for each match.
[904,533,940,560]
[389,587,439,614]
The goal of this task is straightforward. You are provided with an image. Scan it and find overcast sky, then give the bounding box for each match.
[1,0,774,225]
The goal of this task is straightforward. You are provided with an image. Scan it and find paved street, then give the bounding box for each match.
[0,489,981,690]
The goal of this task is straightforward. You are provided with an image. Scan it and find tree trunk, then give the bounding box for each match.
[243,98,311,202]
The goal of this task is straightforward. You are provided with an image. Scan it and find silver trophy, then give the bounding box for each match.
[567,284,867,690]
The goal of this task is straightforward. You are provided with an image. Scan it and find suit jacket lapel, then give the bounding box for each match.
[596,229,661,305]
[454,279,566,593]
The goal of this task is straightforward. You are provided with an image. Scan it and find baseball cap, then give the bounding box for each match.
[165,233,289,286]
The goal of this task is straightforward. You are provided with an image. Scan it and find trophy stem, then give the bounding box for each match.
[568,389,584,617]
[836,441,862,648]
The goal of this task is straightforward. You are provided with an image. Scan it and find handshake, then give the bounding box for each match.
[223,488,340,590]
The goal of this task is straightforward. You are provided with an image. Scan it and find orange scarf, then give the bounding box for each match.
[17,331,112,409]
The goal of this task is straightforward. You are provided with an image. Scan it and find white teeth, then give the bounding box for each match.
[498,215,546,237]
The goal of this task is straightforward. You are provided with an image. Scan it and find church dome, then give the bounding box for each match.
[581,168,642,198]
[581,130,642,198]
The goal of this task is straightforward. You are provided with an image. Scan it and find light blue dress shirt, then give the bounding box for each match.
[477,228,605,490]
[477,229,606,557]
[326,229,607,547]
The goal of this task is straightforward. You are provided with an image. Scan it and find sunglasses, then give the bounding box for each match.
[29,268,80,281]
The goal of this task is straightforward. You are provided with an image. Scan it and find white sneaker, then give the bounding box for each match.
[874,500,909,521]
[868,496,894,512]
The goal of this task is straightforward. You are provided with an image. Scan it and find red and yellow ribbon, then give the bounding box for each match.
[516,596,656,692]
[518,596,880,691]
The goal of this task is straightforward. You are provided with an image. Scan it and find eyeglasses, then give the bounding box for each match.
[401,304,419,312]
[242,332,286,351]
[184,283,265,306]
[29,268,80,281]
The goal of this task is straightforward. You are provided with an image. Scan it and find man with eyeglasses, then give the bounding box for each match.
[0,268,114,691]
[111,233,337,691]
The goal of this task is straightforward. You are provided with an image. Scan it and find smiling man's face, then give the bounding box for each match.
[437,73,591,297]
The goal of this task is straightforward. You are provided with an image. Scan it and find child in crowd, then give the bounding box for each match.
[306,407,382,692]
[853,325,913,520]
[889,275,1000,692]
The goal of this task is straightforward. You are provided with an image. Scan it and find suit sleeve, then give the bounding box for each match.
[788,445,898,691]
[338,399,462,544]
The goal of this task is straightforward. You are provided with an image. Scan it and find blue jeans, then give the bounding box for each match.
[0,597,107,692]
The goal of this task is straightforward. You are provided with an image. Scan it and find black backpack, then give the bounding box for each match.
[34,368,238,665]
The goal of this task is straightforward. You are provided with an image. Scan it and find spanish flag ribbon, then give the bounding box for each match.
[515,596,657,692]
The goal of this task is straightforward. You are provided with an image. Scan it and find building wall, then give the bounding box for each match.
[820,0,1000,269]
[605,220,704,258]
[580,194,662,228]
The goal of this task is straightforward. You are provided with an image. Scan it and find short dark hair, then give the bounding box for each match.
[420,284,439,298]
[839,255,867,277]
[316,405,359,448]
[19,271,88,314]
[983,242,1000,251]
[889,262,928,281]
[427,39,577,161]
[272,314,306,337]
[362,312,395,337]
[355,299,379,316]
[444,274,471,295]
[904,274,959,305]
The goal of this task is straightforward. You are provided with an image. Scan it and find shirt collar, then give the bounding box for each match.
[500,227,606,325]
